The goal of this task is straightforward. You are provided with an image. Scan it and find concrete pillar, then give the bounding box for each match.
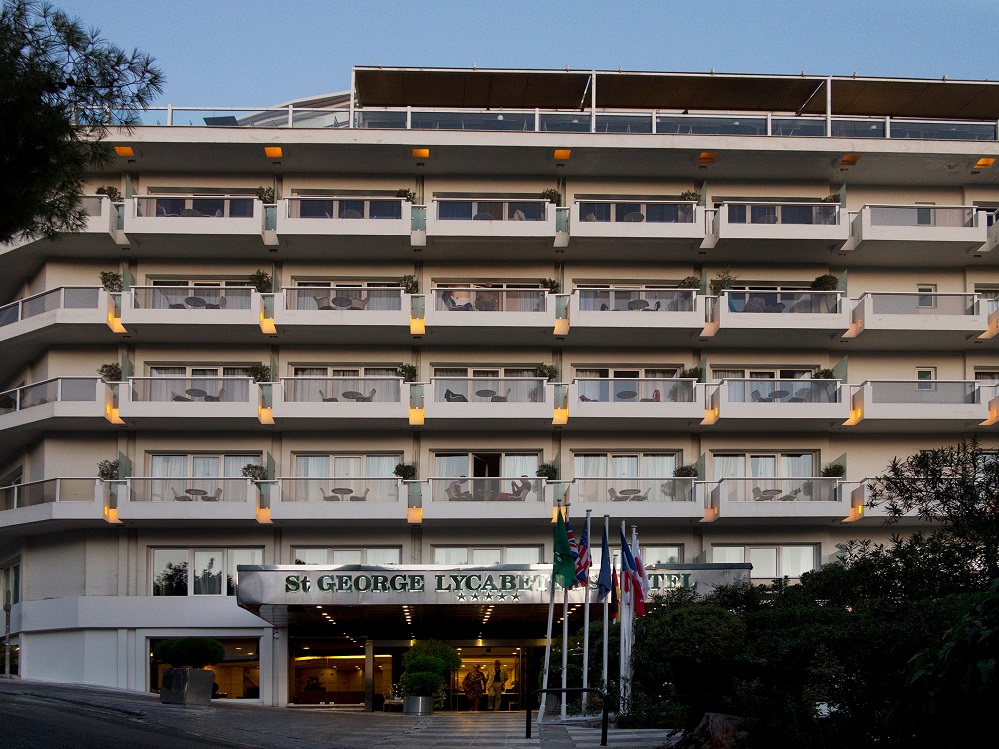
[364,639,374,712]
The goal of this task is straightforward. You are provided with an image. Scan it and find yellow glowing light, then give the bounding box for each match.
[259,314,276,335]
[256,507,272,524]
[412,148,430,159]
[553,318,569,336]
[840,154,860,167]
[698,151,717,164]
[407,507,423,524]
[974,157,995,170]
[104,507,122,524]
[264,146,283,159]
[409,407,424,426]
[257,406,274,425]
[410,317,425,335]
[553,149,571,161]
[114,146,134,158]
[552,407,568,425]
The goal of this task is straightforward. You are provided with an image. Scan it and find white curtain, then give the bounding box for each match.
[574,454,607,478]
[332,549,363,565]
[780,453,814,477]
[224,455,257,477]
[296,455,329,477]
[642,454,677,478]
[712,454,744,481]
[505,546,541,564]
[365,455,397,477]
[471,548,502,565]
[366,547,402,565]
[749,547,779,578]
[293,548,327,564]
[750,455,776,478]
[503,453,539,478]
[433,547,468,565]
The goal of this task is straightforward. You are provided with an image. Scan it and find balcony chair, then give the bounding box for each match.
[314,295,333,311]
[353,388,377,402]
[511,209,526,221]
[640,389,661,402]
[491,388,511,402]
[172,489,193,501]
[168,299,187,309]
[640,300,662,311]
[607,488,629,501]
[633,487,651,501]
[202,487,222,501]
[318,390,338,402]
[204,297,227,310]
[341,209,363,219]
[321,489,340,501]
[751,390,773,403]
[444,389,468,402]
[204,388,224,402]
[172,393,192,402]
[349,294,369,310]
[348,488,370,501]
[622,211,645,222]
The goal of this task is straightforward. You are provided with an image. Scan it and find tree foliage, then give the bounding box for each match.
[154,637,225,669]
[0,0,163,242]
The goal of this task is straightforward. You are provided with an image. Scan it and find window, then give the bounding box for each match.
[290,454,400,502]
[151,548,263,596]
[712,452,815,480]
[434,452,540,478]
[642,545,682,564]
[2,561,20,605]
[713,544,816,581]
[432,546,541,565]
[917,285,936,308]
[294,454,398,478]
[145,366,253,402]
[292,547,402,565]
[916,368,936,391]
[573,453,678,478]
[150,453,261,478]
[151,637,260,699]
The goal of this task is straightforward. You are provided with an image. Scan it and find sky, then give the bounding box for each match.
[52,0,999,109]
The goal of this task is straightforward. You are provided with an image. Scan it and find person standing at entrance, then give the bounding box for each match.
[463,663,486,710]
[485,659,508,710]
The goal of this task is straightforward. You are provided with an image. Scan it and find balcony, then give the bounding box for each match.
[117,377,261,428]
[844,205,988,264]
[567,477,703,520]
[565,289,705,346]
[567,200,705,259]
[122,196,274,252]
[845,292,989,349]
[275,197,415,255]
[421,378,553,430]
[704,379,848,430]
[703,202,848,258]
[846,380,988,432]
[422,477,551,521]
[0,478,108,533]
[268,478,406,522]
[271,287,412,345]
[705,291,849,346]
[120,286,264,343]
[0,287,120,379]
[707,477,850,522]
[426,199,556,243]
[1,196,126,261]
[117,477,259,523]
[424,288,554,345]
[0,378,113,454]
[271,377,408,429]
[564,379,703,431]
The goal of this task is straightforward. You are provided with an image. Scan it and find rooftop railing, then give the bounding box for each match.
[0,287,101,328]
[111,105,999,141]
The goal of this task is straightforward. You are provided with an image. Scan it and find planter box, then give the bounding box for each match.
[160,668,215,705]
[403,695,433,715]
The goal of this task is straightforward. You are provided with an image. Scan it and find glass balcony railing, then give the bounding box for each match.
[275,477,400,503]
[432,377,546,403]
[577,200,696,224]
[865,380,979,405]
[572,477,694,503]
[280,377,402,403]
[0,287,101,328]
[0,478,100,511]
[0,377,101,415]
[126,477,251,503]
[128,377,251,403]
[575,378,697,403]
[283,287,404,311]
[721,378,840,404]
[866,293,978,315]
[725,202,839,225]
[657,115,768,135]
[868,205,976,228]
[285,197,404,220]
[577,288,696,312]
[130,286,252,310]
[718,477,839,503]
[428,477,545,503]
[725,291,840,314]
[134,195,255,218]
[435,199,548,221]
[432,288,546,312]
[411,110,534,131]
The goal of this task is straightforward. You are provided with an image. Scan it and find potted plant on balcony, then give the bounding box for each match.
[97,459,119,481]
[810,274,839,291]
[242,464,267,483]
[154,637,225,705]
[669,367,701,401]
[813,368,836,379]
[536,461,558,481]
[248,270,272,294]
[540,188,561,205]
[394,463,417,481]
[397,364,418,383]
[534,364,559,381]
[399,274,419,294]
[256,186,275,204]
[679,190,701,203]
[821,463,846,478]
[95,185,123,203]
[246,365,270,383]
[97,362,122,383]
[396,188,416,202]
[540,278,560,294]
[400,640,461,715]
[99,271,123,293]
[678,276,701,289]
[709,269,737,297]
[678,190,700,221]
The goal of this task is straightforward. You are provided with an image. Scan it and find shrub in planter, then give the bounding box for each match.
[242,464,267,482]
[399,274,419,294]
[95,185,123,202]
[673,465,699,478]
[397,364,418,382]
[678,276,701,289]
[401,640,460,714]
[540,277,560,293]
[535,364,559,381]
[256,186,275,204]
[540,188,562,205]
[246,365,270,383]
[810,274,839,291]
[709,269,737,296]
[97,362,122,382]
[821,463,846,478]
[813,368,836,380]
[396,188,416,202]
[536,462,558,481]
[154,637,226,706]
[248,270,272,294]
[99,271,123,292]
[97,459,119,481]
[394,463,417,481]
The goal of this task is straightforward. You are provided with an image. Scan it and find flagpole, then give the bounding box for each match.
[560,584,569,721]
[601,514,609,689]
[581,509,591,714]
[619,519,632,713]
[539,502,562,726]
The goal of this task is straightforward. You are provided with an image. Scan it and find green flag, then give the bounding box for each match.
[552,508,576,589]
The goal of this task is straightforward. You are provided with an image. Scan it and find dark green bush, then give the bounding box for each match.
[154,637,225,668]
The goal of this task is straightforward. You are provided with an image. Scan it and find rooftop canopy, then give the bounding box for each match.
[353,67,999,120]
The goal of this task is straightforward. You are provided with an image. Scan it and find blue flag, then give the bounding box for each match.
[595,522,612,602]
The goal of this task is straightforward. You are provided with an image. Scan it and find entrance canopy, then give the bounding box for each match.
[236,563,750,638]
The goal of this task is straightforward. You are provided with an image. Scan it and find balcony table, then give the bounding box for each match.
[341,391,363,400]
[616,390,638,400]
[475,389,497,398]
[186,388,208,399]
[769,389,789,401]
[331,488,353,497]
[618,488,643,496]
[186,488,208,498]
[331,297,353,308]
[627,299,649,310]
[185,296,207,308]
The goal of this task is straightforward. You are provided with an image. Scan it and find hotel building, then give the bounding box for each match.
[2,67,998,708]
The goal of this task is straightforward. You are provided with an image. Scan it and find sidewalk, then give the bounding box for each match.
[0,678,679,748]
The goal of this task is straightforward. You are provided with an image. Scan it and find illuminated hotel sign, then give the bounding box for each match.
[236,563,751,609]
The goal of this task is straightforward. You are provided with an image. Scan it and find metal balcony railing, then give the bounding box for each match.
[572,477,695,503]
[428,477,545,503]
[432,287,546,312]
[125,477,252,503]
[724,201,839,225]
[128,377,251,403]
[0,377,102,415]
[283,287,404,311]
[724,291,841,314]
[0,287,101,328]
[577,288,696,312]
[575,378,697,403]
[576,200,697,224]
[275,477,401,503]
[0,477,101,511]
[435,199,549,222]
[720,378,840,404]
[133,195,256,218]
[130,286,253,310]
[716,477,840,503]
[280,377,402,403]
[285,196,405,219]
[432,377,546,403]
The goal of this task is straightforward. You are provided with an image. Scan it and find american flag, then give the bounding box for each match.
[575,516,592,584]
